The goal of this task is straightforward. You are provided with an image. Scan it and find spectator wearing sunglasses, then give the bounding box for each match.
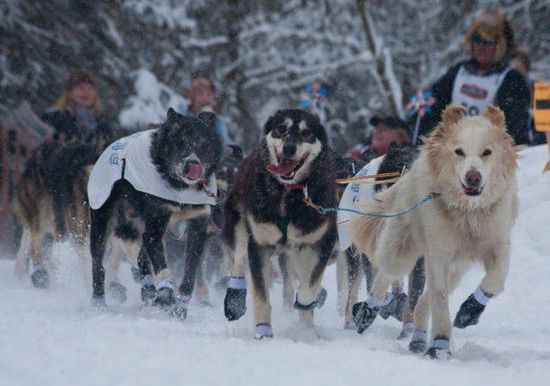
[413,8,530,145]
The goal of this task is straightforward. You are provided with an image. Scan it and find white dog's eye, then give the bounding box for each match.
[454,148,465,157]
[482,149,492,157]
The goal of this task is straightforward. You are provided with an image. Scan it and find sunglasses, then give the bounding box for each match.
[472,33,497,47]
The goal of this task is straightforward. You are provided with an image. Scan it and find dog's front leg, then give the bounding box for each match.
[178,216,208,300]
[224,218,249,322]
[142,214,173,306]
[291,246,329,326]
[425,256,452,359]
[454,244,510,329]
[249,238,275,339]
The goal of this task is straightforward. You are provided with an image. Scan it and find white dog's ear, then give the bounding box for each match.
[483,105,506,130]
[442,105,467,127]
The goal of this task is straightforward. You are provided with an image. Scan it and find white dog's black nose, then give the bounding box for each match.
[465,169,481,188]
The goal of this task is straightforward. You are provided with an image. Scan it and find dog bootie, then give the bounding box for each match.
[379,292,408,321]
[141,275,157,305]
[154,280,176,307]
[255,323,274,340]
[408,329,427,353]
[109,281,128,304]
[352,302,378,334]
[169,295,190,321]
[31,266,49,289]
[454,291,488,329]
[425,336,451,360]
[224,277,247,321]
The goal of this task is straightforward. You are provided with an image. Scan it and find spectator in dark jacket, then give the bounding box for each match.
[41,70,112,144]
[415,8,530,145]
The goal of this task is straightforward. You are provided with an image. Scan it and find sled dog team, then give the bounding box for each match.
[14,104,518,359]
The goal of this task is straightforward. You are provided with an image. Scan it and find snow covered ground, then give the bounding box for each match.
[1,146,550,386]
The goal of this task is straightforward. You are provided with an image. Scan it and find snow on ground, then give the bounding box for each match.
[1,146,550,386]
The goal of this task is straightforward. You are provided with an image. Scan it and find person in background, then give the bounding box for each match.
[350,115,410,162]
[414,8,530,145]
[511,49,546,146]
[176,73,233,148]
[41,70,112,144]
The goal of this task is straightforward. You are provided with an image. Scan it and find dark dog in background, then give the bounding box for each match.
[88,109,222,320]
[14,129,124,289]
[223,109,337,339]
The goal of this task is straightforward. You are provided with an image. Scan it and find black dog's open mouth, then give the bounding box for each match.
[462,183,483,196]
[266,153,309,180]
[183,160,204,181]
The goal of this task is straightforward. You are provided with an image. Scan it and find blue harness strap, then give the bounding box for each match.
[304,188,437,219]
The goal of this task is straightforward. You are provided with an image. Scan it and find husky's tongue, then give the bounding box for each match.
[185,162,203,180]
[267,159,297,177]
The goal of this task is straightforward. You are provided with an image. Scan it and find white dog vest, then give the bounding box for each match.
[337,156,384,251]
[452,65,510,117]
[87,129,217,210]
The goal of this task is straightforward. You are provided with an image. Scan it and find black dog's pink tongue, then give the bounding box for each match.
[267,159,296,176]
[185,162,203,180]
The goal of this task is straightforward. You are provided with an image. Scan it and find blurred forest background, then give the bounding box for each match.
[1,0,549,152]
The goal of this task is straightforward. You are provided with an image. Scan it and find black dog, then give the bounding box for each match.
[88,108,222,319]
[223,109,337,339]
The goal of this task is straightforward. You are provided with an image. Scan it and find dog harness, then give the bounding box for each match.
[336,156,384,250]
[87,129,217,210]
[452,65,511,117]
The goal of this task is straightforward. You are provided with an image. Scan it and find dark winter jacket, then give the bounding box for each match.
[41,108,112,144]
[416,59,531,145]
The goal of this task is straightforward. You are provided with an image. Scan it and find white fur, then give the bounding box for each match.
[350,105,518,345]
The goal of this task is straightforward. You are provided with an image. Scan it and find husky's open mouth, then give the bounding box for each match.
[266,152,310,180]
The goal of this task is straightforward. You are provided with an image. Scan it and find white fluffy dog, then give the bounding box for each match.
[350,105,518,358]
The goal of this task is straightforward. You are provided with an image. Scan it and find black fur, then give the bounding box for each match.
[224,109,337,327]
[89,109,222,308]
[374,142,419,192]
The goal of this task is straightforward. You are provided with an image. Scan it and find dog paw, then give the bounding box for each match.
[141,284,157,305]
[168,296,189,321]
[224,287,247,321]
[408,338,427,354]
[109,281,128,304]
[352,302,378,334]
[379,292,408,321]
[153,287,176,307]
[31,267,49,289]
[254,324,274,340]
[425,336,451,360]
[453,294,485,329]
[90,295,107,309]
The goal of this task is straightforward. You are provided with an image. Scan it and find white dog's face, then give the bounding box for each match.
[264,110,325,185]
[426,106,517,209]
